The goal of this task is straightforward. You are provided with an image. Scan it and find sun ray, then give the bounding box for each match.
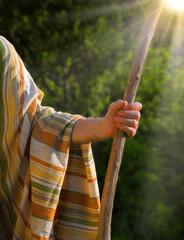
[165,0,184,11]
[139,2,184,231]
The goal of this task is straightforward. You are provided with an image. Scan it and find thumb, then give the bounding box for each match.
[109,100,127,112]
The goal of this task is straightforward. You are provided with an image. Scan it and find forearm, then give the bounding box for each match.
[71,100,142,145]
[72,117,109,144]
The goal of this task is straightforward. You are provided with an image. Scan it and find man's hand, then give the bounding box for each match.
[102,100,142,139]
[72,100,142,144]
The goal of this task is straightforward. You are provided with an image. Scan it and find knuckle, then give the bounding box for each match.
[132,120,137,128]
[127,128,132,135]
[109,102,115,109]
[137,112,141,119]
[118,124,123,131]
[129,128,136,137]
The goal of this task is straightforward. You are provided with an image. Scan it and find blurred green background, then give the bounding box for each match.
[1,0,184,239]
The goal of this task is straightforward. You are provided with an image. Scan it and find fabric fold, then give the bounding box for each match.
[0,36,100,240]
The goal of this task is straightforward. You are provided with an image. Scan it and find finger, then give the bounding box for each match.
[117,110,141,120]
[125,102,142,111]
[109,100,127,112]
[117,124,136,137]
[114,117,138,129]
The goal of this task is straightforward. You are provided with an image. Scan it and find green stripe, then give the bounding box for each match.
[31,180,60,196]
[59,205,99,219]
[45,108,77,125]
[32,214,52,222]
[33,188,59,200]
[83,153,93,163]
[62,189,99,199]
[59,215,98,227]
[35,104,43,119]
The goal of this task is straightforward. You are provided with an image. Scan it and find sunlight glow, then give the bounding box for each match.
[165,0,184,10]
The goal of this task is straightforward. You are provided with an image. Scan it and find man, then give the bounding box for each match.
[0,36,141,239]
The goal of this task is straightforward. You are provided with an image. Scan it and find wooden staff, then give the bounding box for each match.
[97,0,164,239]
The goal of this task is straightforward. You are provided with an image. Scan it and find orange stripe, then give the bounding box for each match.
[32,202,56,221]
[37,87,44,101]
[31,154,66,173]
[33,123,69,152]
[66,171,97,182]
[60,190,100,210]
[88,177,97,183]
[31,232,48,240]
[31,232,54,240]
[66,171,87,179]
[18,175,25,188]
[27,99,37,122]
[19,208,30,229]
[13,198,31,229]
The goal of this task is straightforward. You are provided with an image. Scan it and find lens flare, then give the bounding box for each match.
[165,0,184,10]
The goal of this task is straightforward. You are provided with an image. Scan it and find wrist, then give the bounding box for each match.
[72,117,109,144]
[99,117,114,140]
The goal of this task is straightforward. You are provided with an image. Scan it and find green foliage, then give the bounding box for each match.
[1,0,184,239]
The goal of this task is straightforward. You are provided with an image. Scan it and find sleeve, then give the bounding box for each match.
[30,107,100,239]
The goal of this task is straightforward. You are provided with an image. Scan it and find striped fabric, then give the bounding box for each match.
[0,36,100,240]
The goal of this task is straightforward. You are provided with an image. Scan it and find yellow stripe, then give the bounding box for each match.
[31,163,65,182]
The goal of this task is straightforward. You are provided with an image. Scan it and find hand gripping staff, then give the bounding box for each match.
[97,0,164,239]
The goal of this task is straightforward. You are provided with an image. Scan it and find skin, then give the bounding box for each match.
[72,100,142,144]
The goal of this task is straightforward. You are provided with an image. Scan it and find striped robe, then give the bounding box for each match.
[0,36,100,240]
